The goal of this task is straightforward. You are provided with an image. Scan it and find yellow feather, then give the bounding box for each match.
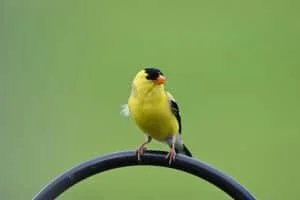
[128,70,179,141]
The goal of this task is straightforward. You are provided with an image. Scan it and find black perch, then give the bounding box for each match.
[33,150,256,200]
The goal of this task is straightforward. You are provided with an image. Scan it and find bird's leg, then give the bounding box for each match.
[136,136,152,161]
[165,135,176,165]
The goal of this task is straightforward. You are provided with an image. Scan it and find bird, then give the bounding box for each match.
[121,67,192,164]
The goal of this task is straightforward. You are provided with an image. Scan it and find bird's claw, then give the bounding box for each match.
[165,148,176,165]
[136,146,147,161]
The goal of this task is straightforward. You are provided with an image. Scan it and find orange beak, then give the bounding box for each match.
[155,75,167,85]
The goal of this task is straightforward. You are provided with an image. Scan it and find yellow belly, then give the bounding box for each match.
[129,97,179,141]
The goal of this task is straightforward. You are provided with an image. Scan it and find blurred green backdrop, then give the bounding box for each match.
[2,0,300,199]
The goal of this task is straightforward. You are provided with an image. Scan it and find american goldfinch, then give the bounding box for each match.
[121,67,192,164]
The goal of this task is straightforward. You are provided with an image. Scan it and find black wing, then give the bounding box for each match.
[170,99,182,134]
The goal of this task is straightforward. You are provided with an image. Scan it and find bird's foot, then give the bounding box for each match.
[136,145,147,161]
[165,147,176,165]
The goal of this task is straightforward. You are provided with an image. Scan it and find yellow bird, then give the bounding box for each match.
[121,68,192,164]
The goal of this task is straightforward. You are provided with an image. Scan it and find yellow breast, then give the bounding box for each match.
[128,95,179,141]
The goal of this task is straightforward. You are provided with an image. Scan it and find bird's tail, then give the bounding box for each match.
[175,144,192,157]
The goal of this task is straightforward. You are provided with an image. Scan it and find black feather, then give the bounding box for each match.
[182,144,193,157]
[144,68,164,80]
[174,144,192,157]
[170,99,182,134]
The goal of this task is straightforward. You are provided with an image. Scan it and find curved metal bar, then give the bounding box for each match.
[33,150,256,200]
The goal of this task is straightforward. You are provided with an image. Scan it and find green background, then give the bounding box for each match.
[2,0,300,199]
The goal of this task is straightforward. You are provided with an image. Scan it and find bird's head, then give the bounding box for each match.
[132,67,167,93]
